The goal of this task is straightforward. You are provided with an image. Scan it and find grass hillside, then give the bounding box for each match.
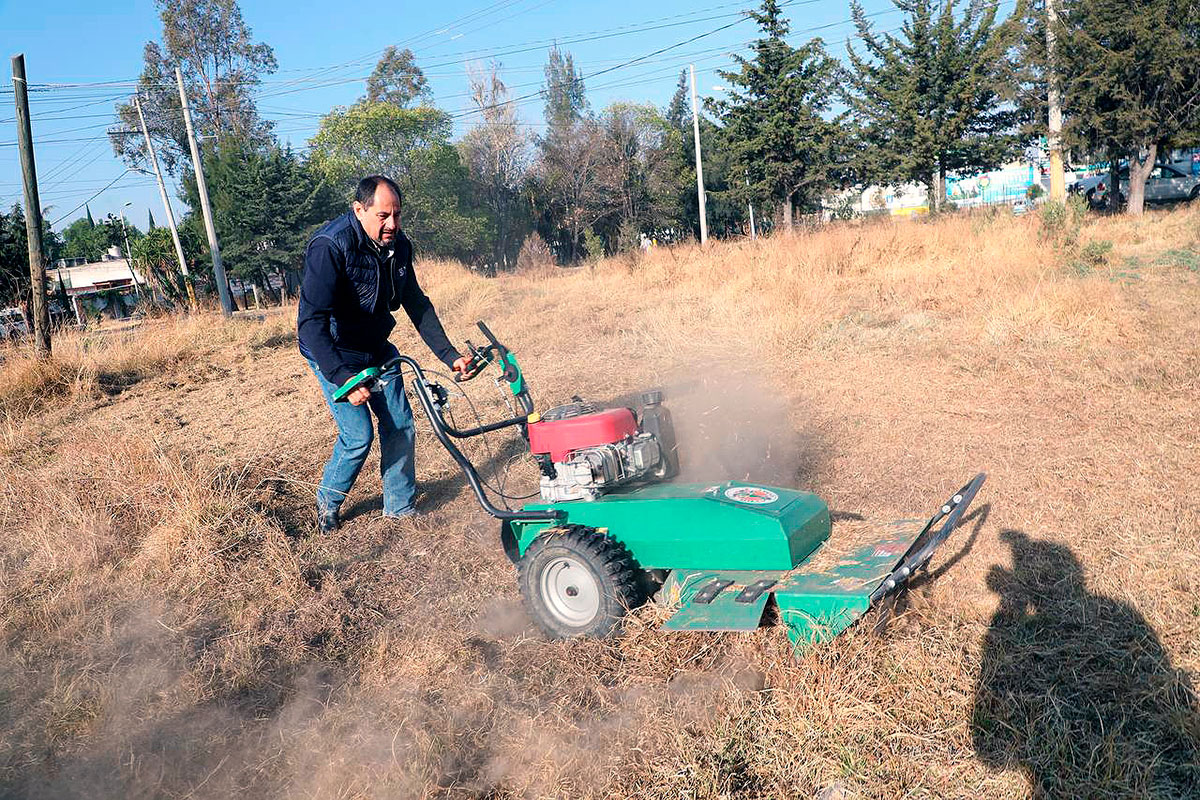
[1,205,1197,799]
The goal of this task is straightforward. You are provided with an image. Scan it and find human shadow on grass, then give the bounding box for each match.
[972,530,1200,798]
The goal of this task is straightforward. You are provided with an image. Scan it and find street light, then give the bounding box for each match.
[119,201,141,297]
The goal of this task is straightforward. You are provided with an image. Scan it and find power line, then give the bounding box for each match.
[50,170,139,226]
[269,5,985,145]
[6,1,770,98]
[251,6,779,101]
[41,145,111,187]
[265,0,537,90]
[0,93,126,124]
[6,0,1017,213]
[445,11,756,121]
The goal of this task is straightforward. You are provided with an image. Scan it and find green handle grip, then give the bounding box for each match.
[332,366,382,402]
[502,353,525,396]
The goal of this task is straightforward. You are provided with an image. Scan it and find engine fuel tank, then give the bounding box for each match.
[527,408,638,461]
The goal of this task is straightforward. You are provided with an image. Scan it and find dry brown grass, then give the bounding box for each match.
[1,205,1197,798]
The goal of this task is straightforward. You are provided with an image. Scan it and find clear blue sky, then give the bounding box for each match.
[0,0,1014,235]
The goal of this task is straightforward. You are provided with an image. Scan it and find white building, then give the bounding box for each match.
[50,247,145,322]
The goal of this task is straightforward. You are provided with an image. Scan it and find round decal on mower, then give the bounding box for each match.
[724,486,779,505]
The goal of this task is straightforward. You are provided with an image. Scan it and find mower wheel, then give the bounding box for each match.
[517,525,643,639]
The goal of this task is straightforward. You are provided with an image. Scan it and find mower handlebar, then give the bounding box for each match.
[453,340,490,382]
[476,320,503,352]
[329,325,550,521]
[382,353,560,523]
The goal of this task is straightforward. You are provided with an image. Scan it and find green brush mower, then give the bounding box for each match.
[338,321,986,650]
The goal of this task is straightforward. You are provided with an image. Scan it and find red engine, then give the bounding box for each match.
[525,399,676,502]
[527,407,638,461]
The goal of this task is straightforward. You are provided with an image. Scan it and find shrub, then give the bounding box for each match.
[1071,239,1113,275]
[514,233,555,273]
[1041,199,1068,237]
[1080,239,1113,266]
[830,195,859,221]
[1154,248,1200,271]
[583,227,606,263]
[1041,195,1089,246]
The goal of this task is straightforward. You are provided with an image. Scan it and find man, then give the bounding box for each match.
[298,175,472,532]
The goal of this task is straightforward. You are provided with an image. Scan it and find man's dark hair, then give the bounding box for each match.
[355,175,403,208]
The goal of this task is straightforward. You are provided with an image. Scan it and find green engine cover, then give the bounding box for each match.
[512,481,832,571]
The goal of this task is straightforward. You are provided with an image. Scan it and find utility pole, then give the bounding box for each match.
[689,64,708,246]
[746,176,757,240]
[1046,0,1066,202]
[135,93,197,311]
[177,67,232,316]
[11,54,51,358]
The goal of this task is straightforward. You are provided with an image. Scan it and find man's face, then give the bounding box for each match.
[353,184,402,246]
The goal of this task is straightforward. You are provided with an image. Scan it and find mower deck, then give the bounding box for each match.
[660,518,927,646]
[512,481,833,570]
[510,480,956,648]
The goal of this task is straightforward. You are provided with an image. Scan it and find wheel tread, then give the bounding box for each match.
[517,524,645,639]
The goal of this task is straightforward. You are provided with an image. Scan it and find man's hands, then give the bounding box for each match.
[344,355,472,405]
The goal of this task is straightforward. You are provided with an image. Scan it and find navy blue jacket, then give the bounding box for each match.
[297,211,458,387]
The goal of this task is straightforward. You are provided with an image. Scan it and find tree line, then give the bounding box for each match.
[2,0,1197,312]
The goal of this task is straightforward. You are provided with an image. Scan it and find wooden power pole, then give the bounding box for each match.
[176,67,232,316]
[11,54,51,358]
[135,93,197,310]
[689,64,708,246]
[1046,0,1066,202]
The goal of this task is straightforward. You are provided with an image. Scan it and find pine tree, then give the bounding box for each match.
[181,138,340,295]
[711,0,843,227]
[665,70,689,131]
[662,69,746,240]
[85,205,95,228]
[148,209,156,230]
[542,46,587,129]
[844,0,1019,212]
[1057,0,1200,215]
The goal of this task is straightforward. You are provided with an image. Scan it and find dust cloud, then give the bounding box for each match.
[633,364,827,489]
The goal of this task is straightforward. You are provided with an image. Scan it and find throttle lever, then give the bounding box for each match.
[454,340,491,382]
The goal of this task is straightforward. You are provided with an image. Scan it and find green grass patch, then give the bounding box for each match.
[1153,248,1200,271]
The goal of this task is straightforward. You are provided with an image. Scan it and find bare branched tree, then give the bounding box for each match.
[459,62,532,269]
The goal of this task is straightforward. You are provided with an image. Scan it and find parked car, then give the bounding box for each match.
[1071,164,1200,209]
[0,308,29,341]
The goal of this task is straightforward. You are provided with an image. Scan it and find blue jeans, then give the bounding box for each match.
[307,358,417,517]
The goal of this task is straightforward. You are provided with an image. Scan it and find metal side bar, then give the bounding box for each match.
[868,472,987,604]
